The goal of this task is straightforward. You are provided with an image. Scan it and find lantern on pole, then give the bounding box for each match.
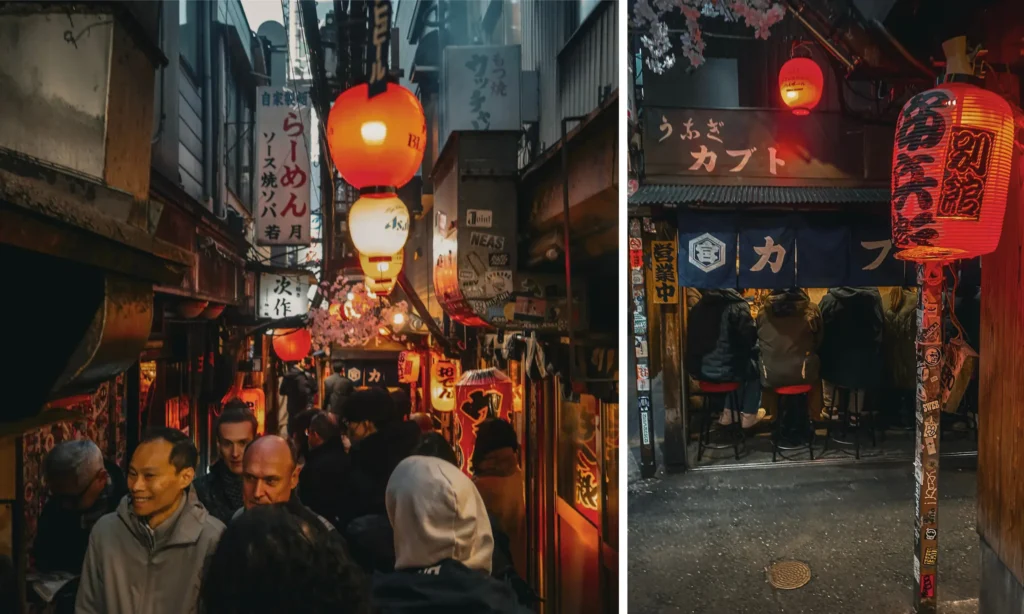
[326,82,426,264]
[453,368,514,475]
[778,57,823,116]
[272,328,311,362]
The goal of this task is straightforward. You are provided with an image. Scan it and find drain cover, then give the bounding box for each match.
[767,560,811,590]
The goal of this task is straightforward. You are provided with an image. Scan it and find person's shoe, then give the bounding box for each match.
[742,408,767,429]
[719,409,735,426]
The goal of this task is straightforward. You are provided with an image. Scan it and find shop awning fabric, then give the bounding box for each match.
[629,184,890,206]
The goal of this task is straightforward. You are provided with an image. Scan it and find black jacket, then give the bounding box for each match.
[818,287,885,389]
[279,367,314,414]
[372,559,534,614]
[192,460,244,525]
[323,373,354,416]
[685,289,758,383]
[299,438,350,529]
[345,422,421,523]
[32,459,126,574]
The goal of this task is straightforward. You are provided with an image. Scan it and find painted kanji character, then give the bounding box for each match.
[273,277,293,296]
[726,148,757,172]
[491,81,507,97]
[261,172,278,188]
[768,147,786,175]
[861,240,893,271]
[658,115,673,143]
[264,224,281,240]
[680,118,701,140]
[367,369,381,383]
[282,112,304,137]
[289,225,302,239]
[297,92,309,106]
[263,132,275,144]
[706,119,724,143]
[281,165,307,188]
[261,204,277,218]
[281,193,308,217]
[274,298,292,317]
[263,157,277,170]
[261,92,271,106]
[284,91,295,106]
[273,92,284,106]
[751,236,787,273]
[688,146,717,172]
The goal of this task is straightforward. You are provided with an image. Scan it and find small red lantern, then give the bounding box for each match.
[272,328,311,362]
[891,83,1014,261]
[779,57,824,116]
[453,368,514,475]
[398,351,422,384]
[325,83,426,190]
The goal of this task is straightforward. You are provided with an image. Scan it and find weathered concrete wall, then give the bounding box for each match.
[981,538,1024,614]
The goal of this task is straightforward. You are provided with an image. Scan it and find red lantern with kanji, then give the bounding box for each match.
[325,83,426,190]
[398,351,422,384]
[430,357,458,413]
[891,83,1015,261]
[272,328,311,362]
[778,57,824,116]
[453,368,514,475]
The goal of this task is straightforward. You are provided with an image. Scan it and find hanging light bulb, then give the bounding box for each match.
[393,312,406,325]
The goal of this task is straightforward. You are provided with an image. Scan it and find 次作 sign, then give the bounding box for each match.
[650,240,678,304]
[258,273,310,319]
[255,87,312,246]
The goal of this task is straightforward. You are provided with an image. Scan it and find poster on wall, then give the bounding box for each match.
[255,87,312,246]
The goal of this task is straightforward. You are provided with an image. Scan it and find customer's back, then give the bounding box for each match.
[818,287,884,389]
[756,288,823,388]
[685,289,758,383]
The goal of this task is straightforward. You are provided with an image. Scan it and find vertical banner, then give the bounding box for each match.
[914,262,943,614]
[795,226,849,288]
[454,369,514,476]
[368,0,392,97]
[850,224,905,286]
[256,87,312,246]
[650,239,679,304]
[630,218,656,478]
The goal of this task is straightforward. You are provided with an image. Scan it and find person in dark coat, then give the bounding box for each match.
[193,402,257,524]
[344,389,421,524]
[202,504,371,614]
[279,362,315,416]
[818,287,885,420]
[32,440,127,613]
[299,411,351,529]
[323,360,354,417]
[685,288,764,428]
[372,456,533,614]
[756,288,823,389]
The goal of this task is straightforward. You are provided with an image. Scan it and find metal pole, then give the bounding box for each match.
[630,217,657,478]
[913,261,944,614]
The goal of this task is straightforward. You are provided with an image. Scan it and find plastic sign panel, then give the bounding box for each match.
[258,273,309,319]
[256,87,312,246]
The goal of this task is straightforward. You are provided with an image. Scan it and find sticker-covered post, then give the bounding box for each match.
[630,217,656,478]
[913,262,943,614]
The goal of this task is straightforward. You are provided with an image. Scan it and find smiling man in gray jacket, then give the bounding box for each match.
[75,427,224,614]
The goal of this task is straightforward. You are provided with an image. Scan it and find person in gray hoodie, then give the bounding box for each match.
[75,427,224,614]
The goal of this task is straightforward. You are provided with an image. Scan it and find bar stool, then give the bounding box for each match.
[695,381,744,462]
[772,384,815,462]
[823,386,875,460]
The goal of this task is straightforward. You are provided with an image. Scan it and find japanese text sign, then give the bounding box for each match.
[431,358,458,412]
[738,226,796,289]
[256,87,312,246]
[368,0,392,97]
[443,45,521,143]
[644,108,893,185]
[650,240,678,304]
[258,273,309,319]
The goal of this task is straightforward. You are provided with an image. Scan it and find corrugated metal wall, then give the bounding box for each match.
[521,0,617,152]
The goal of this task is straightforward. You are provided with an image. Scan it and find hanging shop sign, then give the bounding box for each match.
[573,395,601,526]
[442,45,521,141]
[255,87,312,246]
[368,0,392,98]
[238,388,266,435]
[454,368,514,475]
[258,272,310,319]
[397,351,421,384]
[430,357,458,412]
[890,84,1014,261]
[650,240,678,304]
[643,108,893,185]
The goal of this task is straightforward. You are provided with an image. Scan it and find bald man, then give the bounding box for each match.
[233,435,335,533]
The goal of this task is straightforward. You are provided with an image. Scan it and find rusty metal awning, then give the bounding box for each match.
[629,184,891,206]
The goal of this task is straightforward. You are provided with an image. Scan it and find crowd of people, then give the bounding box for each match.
[30,359,535,613]
[685,286,938,432]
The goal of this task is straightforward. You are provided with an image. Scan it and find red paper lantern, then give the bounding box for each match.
[398,351,421,384]
[272,328,311,362]
[891,83,1014,261]
[453,368,514,475]
[778,57,824,116]
[325,83,426,190]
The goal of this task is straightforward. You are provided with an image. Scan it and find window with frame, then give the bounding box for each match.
[225,68,254,210]
[179,0,201,77]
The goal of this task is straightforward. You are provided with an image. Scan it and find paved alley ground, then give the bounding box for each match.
[629,460,979,613]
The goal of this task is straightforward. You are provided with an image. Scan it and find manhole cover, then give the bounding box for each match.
[767,560,811,590]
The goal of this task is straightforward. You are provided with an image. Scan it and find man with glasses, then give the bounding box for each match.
[31,440,126,611]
